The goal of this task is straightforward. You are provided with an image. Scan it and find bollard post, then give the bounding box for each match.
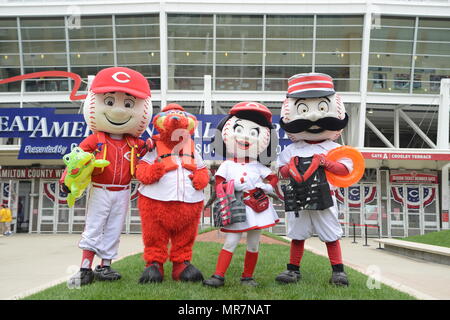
[352,222,357,244]
[363,224,370,247]
[377,225,382,249]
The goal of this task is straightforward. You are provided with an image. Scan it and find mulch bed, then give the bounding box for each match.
[196,230,289,246]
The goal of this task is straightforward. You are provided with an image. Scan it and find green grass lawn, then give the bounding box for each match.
[402,230,450,248]
[24,241,414,300]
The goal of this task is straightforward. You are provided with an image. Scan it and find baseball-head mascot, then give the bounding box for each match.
[203,102,280,288]
[275,73,356,287]
[136,103,210,283]
[66,67,153,287]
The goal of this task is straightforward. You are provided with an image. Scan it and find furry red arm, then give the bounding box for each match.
[136,161,166,185]
[265,174,279,189]
[189,167,210,190]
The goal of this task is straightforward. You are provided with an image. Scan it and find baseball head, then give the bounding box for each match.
[280,73,348,141]
[82,67,152,137]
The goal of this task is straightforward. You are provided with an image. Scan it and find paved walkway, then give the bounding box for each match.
[0,233,143,300]
[2,232,450,300]
[301,236,450,300]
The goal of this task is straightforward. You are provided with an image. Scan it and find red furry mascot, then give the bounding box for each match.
[136,103,210,283]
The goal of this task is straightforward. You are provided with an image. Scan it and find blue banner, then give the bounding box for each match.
[0,108,291,160]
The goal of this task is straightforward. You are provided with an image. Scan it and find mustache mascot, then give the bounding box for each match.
[276,73,352,287]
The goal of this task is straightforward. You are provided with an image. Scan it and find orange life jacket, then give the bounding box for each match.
[93,132,141,177]
[155,137,197,172]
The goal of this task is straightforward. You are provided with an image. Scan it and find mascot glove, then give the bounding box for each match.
[234,179,252,192]
[255,182,274,194]
[279,164,291,179]
[312,153,349,176]
[189,167,210,190]
[145,137,156,151]
[136,161,166,185]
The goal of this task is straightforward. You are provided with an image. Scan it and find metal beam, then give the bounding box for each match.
[398,109,437,148]
[437,79,450,149]
[365,117,395,148]
[394,108,400,148]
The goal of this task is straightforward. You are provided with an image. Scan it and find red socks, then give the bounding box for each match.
[326,240,343,266]
[242,251,259,278]
[289,239,305,267]
[214,249,233,277]
[81,250,95,269]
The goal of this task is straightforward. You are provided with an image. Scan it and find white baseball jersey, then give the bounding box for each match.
[215,160,279,233]
[138,149,206,203]
[277,140,353,242]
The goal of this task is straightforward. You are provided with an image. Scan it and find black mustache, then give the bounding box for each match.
[280,114,349,133]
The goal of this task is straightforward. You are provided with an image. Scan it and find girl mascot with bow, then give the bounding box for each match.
[203,102,280,288]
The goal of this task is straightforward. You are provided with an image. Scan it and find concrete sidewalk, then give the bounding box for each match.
[302,236,450,300]
[0,233,143,300]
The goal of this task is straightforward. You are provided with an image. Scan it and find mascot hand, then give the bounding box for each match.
[136,161,166,185]
[313,153,349,176]
[279,164,291,179]
[255,182,273,194]
[58,170,71,194]
[234,178,252,192]
[189,167,210,190]
[145,137,156,151]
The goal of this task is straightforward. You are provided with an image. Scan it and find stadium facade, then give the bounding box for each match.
[0,0,450,238]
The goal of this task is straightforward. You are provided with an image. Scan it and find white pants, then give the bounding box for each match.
[286,198,343,243]
[223,229,261,253]
[79,186,130,260]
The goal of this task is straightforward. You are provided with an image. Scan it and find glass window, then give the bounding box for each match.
[21,17,64,27]
[317,15,364,25]
[265,52,312,65]
[117,52,159,65]
[216,39,262,52]
[216,15,263,25]
[23,53,67,67]
[316,39,362,53]
[168,38,211,51]
[168,14,213,25]
[316,26,362,39]
[117,39,160,51]
[0,68,21,92]
[216,78,262,91]
[370,40,413,54]
[371,27,414,41]
[115,14,159,25]
[369,53,412,67]
[0,54,20,67]
[216,52,262,65]
[368,67,412,93]
[168,25,213,38]
[69,26,113,39]
[216,65,261,78]
[70,52,114,66]
[417,28,450,42]
[169,65,213,78]
[70,40,114,52]
[266,15,313,26]
[216,26,262,38]
[316,53,361,66]
[377,16,415,27]
[116,25,159,38]
[266,39,313,52]
[169,51,212,64]
[416,42,450,56]
[266,26,313,39]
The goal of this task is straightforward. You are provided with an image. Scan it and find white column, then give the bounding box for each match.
[437,79,450,149]
[159,4,168,110]
[356,6,372,148]
[203,75,212,115]
[394,108,400,148]
[441,163,450,230]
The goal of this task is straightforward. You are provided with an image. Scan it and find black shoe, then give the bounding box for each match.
[330,271,349,287]
[93,265,122,281]
[67,268,94,287]
[178,262,204,282]
[203,274,225,288]
[139,262,163,284]
[241,277,258,287]
[275,264,301,284]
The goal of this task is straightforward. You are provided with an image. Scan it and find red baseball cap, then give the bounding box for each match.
[90,67,151,99]
[229,101,272,123]
[287,72,335,98]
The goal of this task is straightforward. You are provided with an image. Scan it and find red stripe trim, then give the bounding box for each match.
[220,220,280,233]
[288,75,333,85]
[288,82,334,93]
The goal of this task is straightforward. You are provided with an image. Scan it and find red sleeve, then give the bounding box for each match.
[279,165,290,179]
[265,174,279,189]
[79,134,98,153]
[215,175,226,188]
